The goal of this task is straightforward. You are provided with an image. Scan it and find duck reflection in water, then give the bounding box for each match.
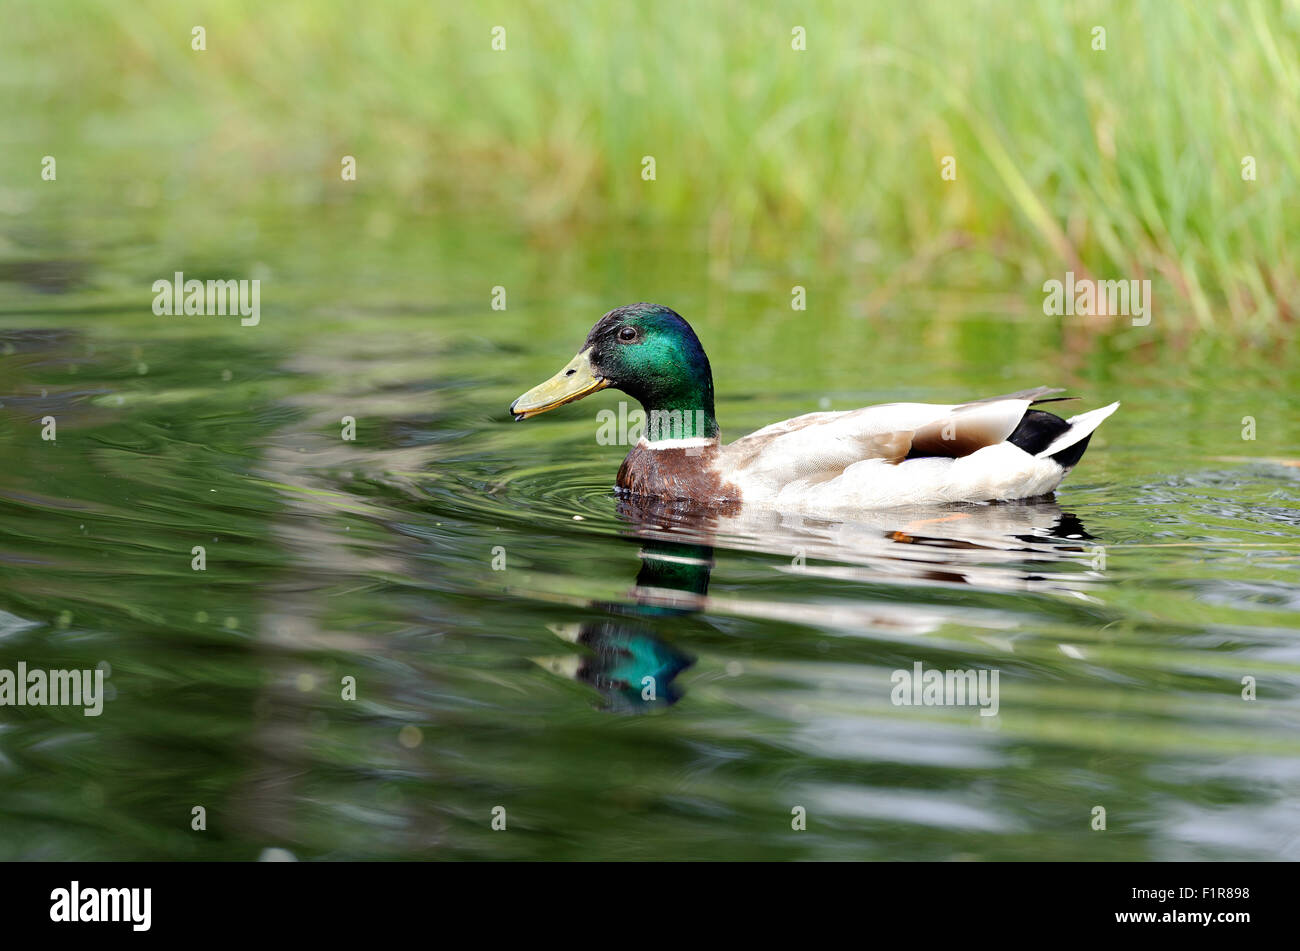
[538,496,1097,713]
[537,531,710,712]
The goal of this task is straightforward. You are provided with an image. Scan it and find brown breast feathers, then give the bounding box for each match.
[616,442,741,507]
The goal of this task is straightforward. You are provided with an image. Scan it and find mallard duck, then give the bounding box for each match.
[511,303,1118,511]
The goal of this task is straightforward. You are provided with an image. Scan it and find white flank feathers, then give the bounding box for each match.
[712,396,1119,510]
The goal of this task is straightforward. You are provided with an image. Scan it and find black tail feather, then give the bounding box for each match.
[1006,409,1092,468]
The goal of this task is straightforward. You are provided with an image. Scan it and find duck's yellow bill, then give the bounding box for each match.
[511,349,610,420]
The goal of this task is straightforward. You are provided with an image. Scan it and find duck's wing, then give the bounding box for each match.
[722,396,1037,488]
[966,385,1067,404]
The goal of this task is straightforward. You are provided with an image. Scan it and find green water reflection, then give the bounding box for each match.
[0,205,1298,861]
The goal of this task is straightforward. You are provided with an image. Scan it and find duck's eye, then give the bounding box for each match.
[617,326,637,342]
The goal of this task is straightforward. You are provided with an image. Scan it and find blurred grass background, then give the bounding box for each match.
[2,0,1297,334]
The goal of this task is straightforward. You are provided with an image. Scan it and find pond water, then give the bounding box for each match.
[1,210,1298,860]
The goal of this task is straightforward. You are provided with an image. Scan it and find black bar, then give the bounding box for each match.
[0,861,1281,937]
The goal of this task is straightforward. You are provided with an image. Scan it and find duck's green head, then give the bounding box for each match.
[511,303,718,439]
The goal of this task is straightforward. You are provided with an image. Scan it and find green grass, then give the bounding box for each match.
[2,0,1298,333]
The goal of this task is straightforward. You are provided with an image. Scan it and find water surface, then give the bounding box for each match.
[1,213,1298,861]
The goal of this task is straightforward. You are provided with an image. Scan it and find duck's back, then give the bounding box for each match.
[716,392,1116,511]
